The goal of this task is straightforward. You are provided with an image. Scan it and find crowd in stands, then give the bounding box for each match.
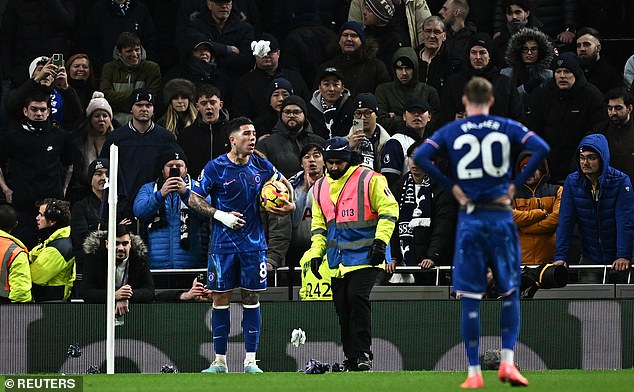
[1,0,634,303]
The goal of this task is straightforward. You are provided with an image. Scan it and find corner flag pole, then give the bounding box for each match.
[106,144,119,374]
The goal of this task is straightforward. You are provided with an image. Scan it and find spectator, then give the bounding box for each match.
[512,153,562,265]
[320,21,391,98]
[349,0,432,48]
[575,27,623,95]
[232,33,309,120]
[307,66,355,139]
[380,97,433,192]
[253,78,293,137]
[81,224,155,310]
[528,52,609,184]
[185,0,255,79]
[0,91,74,248]
[440,33,524,126]
[100,88,175,215]
[376,46,441,133]
[438,0,476,75]
[156,79,198,139]
[389,140,456,285]
[0,204,32,303]
[306,136,399,371]
[30,199,75,302]
[624,54,634,89]
[65,53,97,111]
[134,144,205,270]
[554,134,634,283]
[346,93,391,172]
[178,84,230,178]
[67,92,115,204]
[100,32,161,125]
[492,0,543,69]
[605,88,634,181]
[500,28,554,113]
[154,276,212,302]
[358,0,406,72]
[416,15,449,92]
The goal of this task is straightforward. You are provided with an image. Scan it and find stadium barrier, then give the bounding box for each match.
[1,299,633,374]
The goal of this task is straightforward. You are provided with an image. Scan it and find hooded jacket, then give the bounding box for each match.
[555,134,634,265]
[375,47,441,133]
[30,226,75,302]
[178,110,231,178]
[512,152,562,265]
[81,230,154,303]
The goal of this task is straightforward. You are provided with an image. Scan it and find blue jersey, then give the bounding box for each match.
[192,154,279,254]
[414,114,549,203]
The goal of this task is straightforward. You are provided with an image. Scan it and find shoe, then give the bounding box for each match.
[356,354,372,371]
[498,362,528,386]
[460,373,484,389]
[202,360,228,373]
[244,361,264,373]
[341,359,356,372]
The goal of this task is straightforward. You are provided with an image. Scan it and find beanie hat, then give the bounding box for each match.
[467,32,494,55]
[280,95,308,116]
[28,56,49,78]
[86,91,113,119]
[267,78,294,100]
[163,78,196,107]
[339,21,366,44]
[504,0,531,11]
[159,144,189,169]
[323,136,352,162]
[364,0,395,23]
[393,55,416,69]
[88,159,109,178]
[353,93,379,112]
[552,52,582,79]
[130,88,155,108]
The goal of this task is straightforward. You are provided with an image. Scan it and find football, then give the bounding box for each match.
[260,180,289,210]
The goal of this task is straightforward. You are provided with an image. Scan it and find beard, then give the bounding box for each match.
[578,52,598,68]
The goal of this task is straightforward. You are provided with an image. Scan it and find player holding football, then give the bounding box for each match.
[188,117,295,373]
[414,77,549,388]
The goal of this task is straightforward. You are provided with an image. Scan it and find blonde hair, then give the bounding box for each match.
[164,102,197,138]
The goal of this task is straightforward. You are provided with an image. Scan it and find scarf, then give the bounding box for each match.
[22,119,48,134]
[148,175,192,250]
[397,173,433,266]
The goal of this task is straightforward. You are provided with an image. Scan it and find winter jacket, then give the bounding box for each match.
[178,110,231,178]
[416,43,449,93]
[70,192,104,272]
[606,117,634,182]
[555,134,634,264]
[307,89,355,140]
[319,38,391,98]
[528,74,608,184]
[29,226,75,302]
[363,24,407,75]
[492,18,544,69]
[345,123,391,173]
[133,179,205,269]
[581,57,624,95]
[443,23,476,76]
[81,230,154,303]
[256,120,325,178]
[512,153,562,265]
[0,230,32,303]
[375,47,441,133]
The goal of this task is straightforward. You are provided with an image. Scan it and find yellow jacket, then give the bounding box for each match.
[30,226,76,301]
[0,230,32,302]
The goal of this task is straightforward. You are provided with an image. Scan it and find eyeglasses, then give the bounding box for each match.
[115,241,130,246]
[521,46,539,53]
[579,154,599,162]
[341,32,360,39]
[353,110,374,119]
[423,28,445,36]
[282,109,303,116]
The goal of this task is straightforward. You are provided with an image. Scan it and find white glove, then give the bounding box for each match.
[251,40,271,57]
[290,328,306,347]
[213,210,240,228]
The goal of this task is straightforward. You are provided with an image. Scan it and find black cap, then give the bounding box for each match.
[404,96,430,112]
[318,66,345,82]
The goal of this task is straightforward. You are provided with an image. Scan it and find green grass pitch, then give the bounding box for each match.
[79,370,633,392]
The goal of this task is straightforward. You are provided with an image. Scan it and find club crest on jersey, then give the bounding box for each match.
[253,173,262,184]
[207,272,216,284]
[383,154,390,164]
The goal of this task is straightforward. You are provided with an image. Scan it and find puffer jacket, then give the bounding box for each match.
[555,134,634,264]
[375,46,441,133]
[133,178,205,269]
[512,152,562,265]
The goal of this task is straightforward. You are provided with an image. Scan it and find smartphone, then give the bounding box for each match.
[51,53,64,68]
[169,167,180,178]
[197,273,207,285]
[352,118,364,133]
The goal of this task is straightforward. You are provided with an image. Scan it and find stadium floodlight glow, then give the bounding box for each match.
[106,144,119,375]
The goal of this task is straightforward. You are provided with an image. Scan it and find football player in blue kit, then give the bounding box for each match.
[414,77,549,388]
[187,117,295,373]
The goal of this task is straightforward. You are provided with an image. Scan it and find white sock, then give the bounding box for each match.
[215,354,227,364]
[468,365,482,377]
[244,352,256,364]
[501,348,514,364]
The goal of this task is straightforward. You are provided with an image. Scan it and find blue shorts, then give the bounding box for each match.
[452,209,521,297]
[206,250,268,292]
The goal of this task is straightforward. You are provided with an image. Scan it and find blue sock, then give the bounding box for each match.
[500,290,520,350]
[242,303,261,353]
[212,305,230,355]
[461,297,481,367]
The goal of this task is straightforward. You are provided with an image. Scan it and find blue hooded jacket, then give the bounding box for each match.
[555,134,634,264]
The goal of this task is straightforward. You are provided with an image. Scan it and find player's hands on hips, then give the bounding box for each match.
[612,258,631,272]
[213,210,245,230]
[368,239,387,266]
[267,198,295,216]
[310,257,323,279]
[451,184,470,206]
